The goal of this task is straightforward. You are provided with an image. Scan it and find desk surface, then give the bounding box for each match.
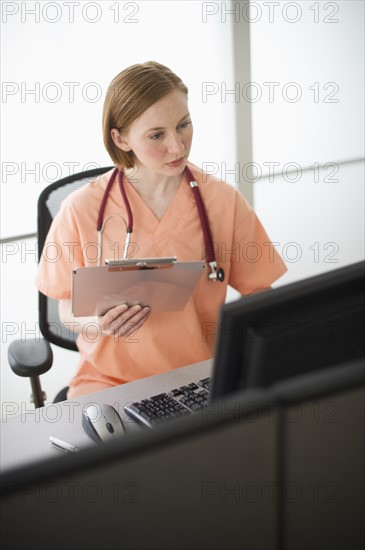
[0,359,212,473]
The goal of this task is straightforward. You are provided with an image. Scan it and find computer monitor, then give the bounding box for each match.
[210,261,365,400]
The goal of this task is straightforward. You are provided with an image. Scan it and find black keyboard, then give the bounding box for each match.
[124,377,211,428]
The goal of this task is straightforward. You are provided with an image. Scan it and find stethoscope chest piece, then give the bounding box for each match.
[208,261,225,282]
[216,268,225,282]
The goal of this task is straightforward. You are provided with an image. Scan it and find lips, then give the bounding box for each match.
[166,157,185,167]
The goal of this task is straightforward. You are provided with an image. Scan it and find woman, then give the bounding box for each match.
[35,61,287,398]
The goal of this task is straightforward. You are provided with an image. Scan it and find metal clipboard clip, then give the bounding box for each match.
[105,256,177,272]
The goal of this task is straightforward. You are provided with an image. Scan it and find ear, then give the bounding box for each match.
[110,128,132,152]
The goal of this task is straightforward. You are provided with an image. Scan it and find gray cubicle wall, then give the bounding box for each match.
[1,360,364,550]
[1,389,280,550]
[276,363,365,550]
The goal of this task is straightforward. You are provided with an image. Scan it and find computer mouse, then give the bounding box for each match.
[82,403,125,443]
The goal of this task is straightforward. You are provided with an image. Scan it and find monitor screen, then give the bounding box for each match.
[210,261,365,400]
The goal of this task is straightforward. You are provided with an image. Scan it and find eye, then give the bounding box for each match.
[149,132,164,141]
[178,121,192,130]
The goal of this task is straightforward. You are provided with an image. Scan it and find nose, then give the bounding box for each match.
[167,132,185,156]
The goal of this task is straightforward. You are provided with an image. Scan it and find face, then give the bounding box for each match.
[111,90,193,178]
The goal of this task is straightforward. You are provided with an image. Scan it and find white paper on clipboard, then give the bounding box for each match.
[72,257,206,316]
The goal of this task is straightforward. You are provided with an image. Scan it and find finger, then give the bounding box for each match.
[108,305,147,336]
[122,309,151,338]
[112,304,142,329]
[98,304,128,331]
[116,306,151,337]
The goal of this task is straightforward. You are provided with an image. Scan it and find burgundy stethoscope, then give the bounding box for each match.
[96,165,225,281]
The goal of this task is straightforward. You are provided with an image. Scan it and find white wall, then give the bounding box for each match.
[249,0,364,285]
[1,0,236,238]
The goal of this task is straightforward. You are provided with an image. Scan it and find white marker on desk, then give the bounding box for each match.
[49,436,79,453]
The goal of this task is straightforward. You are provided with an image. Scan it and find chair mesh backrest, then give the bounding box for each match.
[38,167,113,350]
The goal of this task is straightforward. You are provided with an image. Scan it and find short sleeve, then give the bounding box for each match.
[228,193,287,294]
[35,206,85,300]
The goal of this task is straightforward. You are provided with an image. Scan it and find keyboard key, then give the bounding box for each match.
[169,388,183,397]
[199,377,211,390]
[151,393,167,401]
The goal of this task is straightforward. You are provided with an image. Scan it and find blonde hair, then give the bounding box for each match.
[102,61,188,169]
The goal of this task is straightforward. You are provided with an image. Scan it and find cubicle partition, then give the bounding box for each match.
[1,359,364,550]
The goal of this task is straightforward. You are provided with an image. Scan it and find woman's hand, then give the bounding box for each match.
[58,299,151,340]
[98,304,151,338]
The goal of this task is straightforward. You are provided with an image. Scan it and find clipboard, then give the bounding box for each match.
[72,257,206,316]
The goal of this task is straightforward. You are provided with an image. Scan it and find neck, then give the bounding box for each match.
[124,165,184,198]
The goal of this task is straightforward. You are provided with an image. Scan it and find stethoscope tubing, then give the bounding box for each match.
[185,166,215,265]
[97,165,224,281]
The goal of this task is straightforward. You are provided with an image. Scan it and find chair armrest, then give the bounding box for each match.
[8,338,53,377]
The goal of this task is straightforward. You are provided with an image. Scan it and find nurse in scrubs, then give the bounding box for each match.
[36,61,287,398]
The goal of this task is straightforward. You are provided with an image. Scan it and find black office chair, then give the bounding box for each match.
[8,166,114,408]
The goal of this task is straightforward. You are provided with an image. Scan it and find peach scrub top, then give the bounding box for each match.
[35,163,287,398]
